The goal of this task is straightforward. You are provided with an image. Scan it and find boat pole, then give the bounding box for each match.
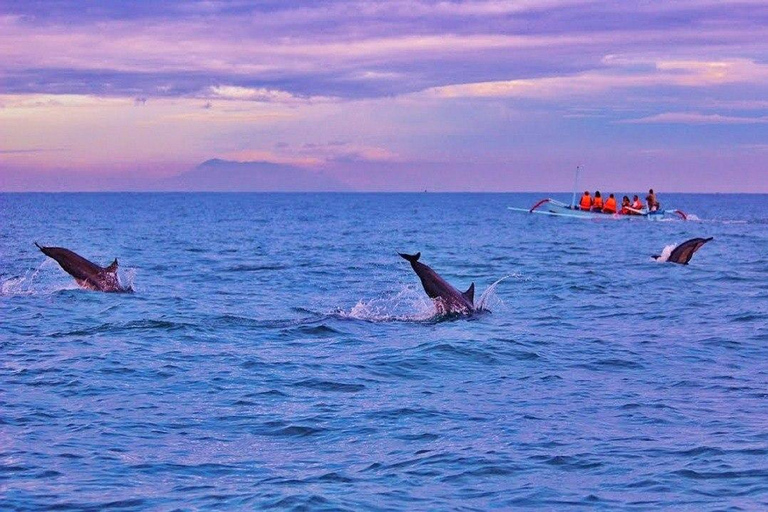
[570,165,582,209]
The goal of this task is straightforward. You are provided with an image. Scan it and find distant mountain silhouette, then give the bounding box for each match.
[159,159,348,191]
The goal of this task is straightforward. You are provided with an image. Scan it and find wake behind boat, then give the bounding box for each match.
[508,198,687,221]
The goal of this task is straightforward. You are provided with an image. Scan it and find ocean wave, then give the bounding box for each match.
[4,193,768,511]
[291,378,366,393]
[47,318,196,337]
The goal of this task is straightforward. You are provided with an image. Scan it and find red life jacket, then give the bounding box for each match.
[603,197,617,213]
[620,200,630,214]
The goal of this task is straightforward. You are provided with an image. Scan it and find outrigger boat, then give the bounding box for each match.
[508,198,687,220]
[508,166,688,221]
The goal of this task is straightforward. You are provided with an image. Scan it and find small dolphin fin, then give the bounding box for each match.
[704,237,714,243]
[463,282,475,303]
[35,242,43,250]
[399,252,421,263]
[106,258,118,272]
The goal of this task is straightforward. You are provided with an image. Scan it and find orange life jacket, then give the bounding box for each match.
[603,197,617,213]
[593,196,604,209]
[632,199,643,210]
[579,194,592,210]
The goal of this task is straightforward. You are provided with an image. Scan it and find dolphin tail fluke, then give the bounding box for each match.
[35,242,43,250]
[399,252,421,263]
[463,282,475,304]
[652,254,660,260]
[106,259,119,273]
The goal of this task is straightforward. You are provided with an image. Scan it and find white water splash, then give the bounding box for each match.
[1,275,34,296]
[654,244,677,263]
[118,268,137,292]
[1,260,56,296]
[335,286,438,322]
[336,274,516,321]
[1,260,137,295]
[476,275,514,311]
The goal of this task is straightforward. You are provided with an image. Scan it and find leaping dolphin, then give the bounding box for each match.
[653,237,713,265]
[36,243,129,292]
[399,252,475,315]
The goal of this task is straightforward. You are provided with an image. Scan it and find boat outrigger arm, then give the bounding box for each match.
[510,197,688,220]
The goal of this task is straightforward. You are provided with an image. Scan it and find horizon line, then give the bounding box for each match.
[2,190,766,195]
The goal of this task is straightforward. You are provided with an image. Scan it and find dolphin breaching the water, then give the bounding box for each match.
[35,243,129,292]
[399,252,475,315]
[653,237,713,265]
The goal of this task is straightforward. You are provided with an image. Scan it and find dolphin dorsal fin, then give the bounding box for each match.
[105,258,118,273]
[463,282,475,303]
[399,252,421,263]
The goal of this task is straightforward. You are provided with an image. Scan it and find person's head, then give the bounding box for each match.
[649,188,654,194]
[595,191,601,197]
[633,195,639,200]
[584,190,589,195]
[623,196,629,202]
[609,193,614,198]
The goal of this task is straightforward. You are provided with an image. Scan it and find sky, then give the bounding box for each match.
[1,0,767,192]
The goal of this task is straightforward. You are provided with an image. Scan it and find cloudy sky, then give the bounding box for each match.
[1,0,767,191]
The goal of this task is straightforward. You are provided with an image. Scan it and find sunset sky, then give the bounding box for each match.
[1,1,767,191]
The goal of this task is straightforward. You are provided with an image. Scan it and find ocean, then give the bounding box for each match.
[1,192,767,510]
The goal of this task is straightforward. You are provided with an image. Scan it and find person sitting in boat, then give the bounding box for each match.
[620,195,631,214]
[602,193,617,214]
[646,188,660,211]
[591,191,604,212]
[630,195,643,213]
[579,191,593,211]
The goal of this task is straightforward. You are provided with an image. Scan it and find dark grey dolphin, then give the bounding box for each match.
[653,237,713,265]
[399,252,475,314]
[36,243,128,292]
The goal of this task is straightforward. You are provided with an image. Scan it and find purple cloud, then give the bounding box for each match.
[2,1,768,191]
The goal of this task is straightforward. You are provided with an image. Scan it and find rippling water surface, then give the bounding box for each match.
[2,193,767,510]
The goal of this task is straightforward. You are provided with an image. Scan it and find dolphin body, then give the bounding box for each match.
[399,252,475,314]
[653,237,713,265]
[36,243,128,292]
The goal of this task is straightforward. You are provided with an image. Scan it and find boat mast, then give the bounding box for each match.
[570,165,582,209]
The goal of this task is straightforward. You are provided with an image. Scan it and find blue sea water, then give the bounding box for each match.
[1,192,767,511]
